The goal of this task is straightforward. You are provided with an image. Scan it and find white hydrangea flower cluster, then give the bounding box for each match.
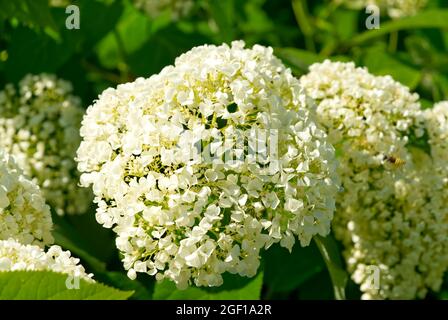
[300,60,448,299]
[345,161,448,300]
[300,60,424,167]
[0,74,92,216]
[0,238,94,282]
[334,0,427,18]
[0,149,53,247]
[77,41,340,288]
[132,0,194,20]
[425,101,448,176]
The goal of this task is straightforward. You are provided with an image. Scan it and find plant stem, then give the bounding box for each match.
[313,234,348,300]
[81,59,125,84]
[113,28,130,81]
[388,30,398,53]
[292,0,316,53]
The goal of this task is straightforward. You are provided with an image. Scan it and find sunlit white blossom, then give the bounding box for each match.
[77,41,340,288]
[300,60,448,299]
[0,238,93,282]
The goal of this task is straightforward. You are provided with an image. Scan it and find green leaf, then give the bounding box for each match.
[297,270,334,300]
[4,25,78,81]
[350,10,448,46]
[77,0,123,48]
[274,47,349,76]
[362,46,422,89]
[52,213,108,273]
[331,8,359,41]
[263,242,325,293]
[208,0,236,43]
[95,2,153,69]
[404,34,448,70]
[127,25,211,77]
[0,271,133,300]
[95,271,152,300]
[3,6,86,81]
[420,98,434,110]
[52,228,107,274]
[313,234,348,300]
[64,210,117,264]
[274,47,324,75]
[153,272,263,300]
[0,0,58,32]
[291,0,315,52]
[435,73,448,100]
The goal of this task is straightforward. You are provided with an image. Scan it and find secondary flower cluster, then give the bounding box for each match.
[0,239,93,282]
[335,0,428,18]
[77,41,340,288]
[0,149,53,247]
[425,101,448,176]
[0,147,92,281]
[299,60,448,299]
[0,74,92,216]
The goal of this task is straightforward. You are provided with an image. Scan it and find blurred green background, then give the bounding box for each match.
[0,0,447,300]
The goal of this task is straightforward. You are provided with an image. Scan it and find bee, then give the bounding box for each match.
[384,155,406,169]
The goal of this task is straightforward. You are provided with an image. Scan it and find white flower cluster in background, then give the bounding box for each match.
[425,101,448,176]
[0,74,92,216]
[300,60,448,299]
[132,0,194,20]
[345,161,448,300]
[0,149,53,247]
[0,239,94,282]
[300,60,424,167]
[77,41,340,288]
[334,0,428,18]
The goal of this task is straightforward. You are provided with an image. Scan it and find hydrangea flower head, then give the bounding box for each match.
[300,60,448,299]
[77,41,340,288]
[0,149,53,247]
[425,101,448,174]
[0,74,92,216]
[0,239,93,282]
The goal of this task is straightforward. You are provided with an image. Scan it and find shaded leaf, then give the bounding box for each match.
[153,272,263,300]
[297,270,334,300]
[4,25,79,81]
[263,242,325,293]
[274,47,324,75]
[95,2,153,70]
[128,25,210,77]
[0,0,58,32]
[208,0,236,43]
[52,213,107,273]
[362,46,421,89]
[78,0,123,48]
[314,234,348,300]
[95,271,152,300]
